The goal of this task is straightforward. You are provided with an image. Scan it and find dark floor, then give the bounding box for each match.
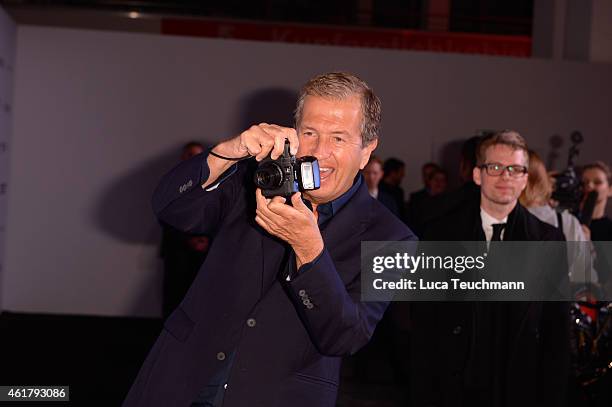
[0,311,409,406]
[0,312,161,406]
[0,311,610,406]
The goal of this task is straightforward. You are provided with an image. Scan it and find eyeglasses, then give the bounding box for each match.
[479,163,527,177]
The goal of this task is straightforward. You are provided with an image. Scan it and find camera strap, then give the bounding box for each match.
[209,148,252,161]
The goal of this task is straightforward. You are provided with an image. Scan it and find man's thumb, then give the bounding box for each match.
[291,192,307,211]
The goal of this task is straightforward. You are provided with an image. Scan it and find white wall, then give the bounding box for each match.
[4,25,612,317]
[0,6,16,313]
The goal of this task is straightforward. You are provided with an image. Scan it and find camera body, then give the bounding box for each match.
[552,131,584,211]
[254,141,321,198]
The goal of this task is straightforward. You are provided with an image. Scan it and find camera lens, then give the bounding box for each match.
[254,162,284,189]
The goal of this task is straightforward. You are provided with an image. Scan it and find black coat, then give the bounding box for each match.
[409,198,570,407]
[123,154,416,407]
[377,189,401,219]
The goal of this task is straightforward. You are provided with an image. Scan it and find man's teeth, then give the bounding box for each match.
[320,168,333,173]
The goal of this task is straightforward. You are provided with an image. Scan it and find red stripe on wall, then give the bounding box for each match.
[161,18,531,58]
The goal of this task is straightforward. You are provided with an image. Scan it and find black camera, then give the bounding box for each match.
[552,131,584,211]
[254,140,321,198]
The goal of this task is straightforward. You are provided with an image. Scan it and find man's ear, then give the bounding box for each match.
[360,139,378,170]
[473,166,482,186]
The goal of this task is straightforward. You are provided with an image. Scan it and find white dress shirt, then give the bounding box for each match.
[480,208,508,247]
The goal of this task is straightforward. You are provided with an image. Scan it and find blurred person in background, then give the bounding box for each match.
[181,141,206,161]
[581,162,612,287]
[406,164,447,236]
[408,162,440,201]
[362,155,400,217]
[520,150,597,284]
[407,162,440,206]
[417,136,483,237]
[380,157,406,221]
[427,167,448,197]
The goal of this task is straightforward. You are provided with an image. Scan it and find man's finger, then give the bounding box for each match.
[271,133,286,160]
[255,132,276,161]
[242,136,262,158]
[286,128,299,155]
[255,189,273,214]
[268,200,299,217]
[261,124,298,157]
[290,192,308,212]
[261,124,288,160]
[255,215,272,232]
[255,209,274,225]
[270,196,286,205]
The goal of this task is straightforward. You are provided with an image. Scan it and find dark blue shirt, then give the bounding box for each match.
[295,175,363,275]
[311,175,362,227]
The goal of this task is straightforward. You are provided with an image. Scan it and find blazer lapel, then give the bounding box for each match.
[320,182,371,256]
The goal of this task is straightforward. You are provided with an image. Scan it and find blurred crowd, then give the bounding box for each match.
[364,142,611,285]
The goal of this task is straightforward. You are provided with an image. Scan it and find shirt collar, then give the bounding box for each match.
[480,207,508,226]
[480,207,508,242]
[309,175,362,226]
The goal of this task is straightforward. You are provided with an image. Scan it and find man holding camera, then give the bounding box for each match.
[123,72,416,407]
[412,131,570,407]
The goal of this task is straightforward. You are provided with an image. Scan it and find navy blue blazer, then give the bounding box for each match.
[123,153,416,407]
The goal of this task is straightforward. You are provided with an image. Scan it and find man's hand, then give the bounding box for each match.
[255,189,324,268]
[203,124,299,189]
[236,123,299,161]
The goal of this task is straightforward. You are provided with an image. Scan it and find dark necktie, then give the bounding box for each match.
[491,223,506,241]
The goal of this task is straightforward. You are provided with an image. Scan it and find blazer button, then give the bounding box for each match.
[306,303,314,309]
[298,289,306,297]
[303,299,311,306]
[216,352,226,361]
[246,318,256,327]
[452,325,462,335]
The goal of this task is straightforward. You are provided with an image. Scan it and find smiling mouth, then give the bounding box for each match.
[319,167,334,180]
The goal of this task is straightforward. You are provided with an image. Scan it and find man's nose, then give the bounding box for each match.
[311,136,332,159]
[500,169,512,180]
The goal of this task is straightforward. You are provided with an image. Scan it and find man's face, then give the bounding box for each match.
[297,95,377,204]
[582,168,610,204]
[422,164,437,186]
[473,144,528,207]
[363,161,383,191]
[429,172,448,196]
[390,167,405,186]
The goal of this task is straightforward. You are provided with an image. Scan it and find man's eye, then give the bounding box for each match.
[303,131,314,137]
[332,136,344,143]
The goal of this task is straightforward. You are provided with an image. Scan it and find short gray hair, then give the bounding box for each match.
[294,72,381,146]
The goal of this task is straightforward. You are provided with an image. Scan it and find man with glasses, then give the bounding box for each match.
[411,131,570,407]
